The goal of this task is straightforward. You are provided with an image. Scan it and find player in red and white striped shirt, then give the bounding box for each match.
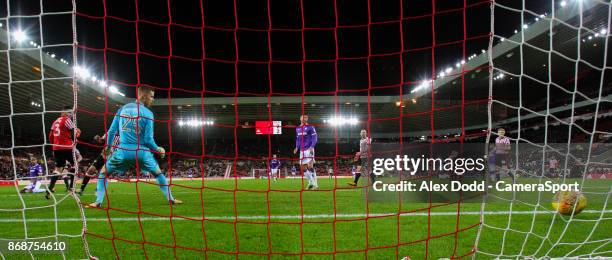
[348,129,373,186]
[493,128,512,181]
[495,129,510,146]
[46,106,81,199]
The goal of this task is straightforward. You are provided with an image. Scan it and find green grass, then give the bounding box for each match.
[0,177,610,259]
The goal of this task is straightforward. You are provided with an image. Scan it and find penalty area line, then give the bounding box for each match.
[1,210,611,222]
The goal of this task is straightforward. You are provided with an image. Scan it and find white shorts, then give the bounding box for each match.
[299,149,315,165]
[27,182,45,193]
[271,169,279,176]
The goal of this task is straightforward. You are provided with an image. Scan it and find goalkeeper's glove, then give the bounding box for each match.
[156,147,166,159]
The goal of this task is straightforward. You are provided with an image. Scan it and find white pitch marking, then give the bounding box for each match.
[4,189,357,197]
[1,210,610,222]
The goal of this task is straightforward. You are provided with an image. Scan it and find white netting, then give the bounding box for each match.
[0,0,92,258]
[476,0,612,258]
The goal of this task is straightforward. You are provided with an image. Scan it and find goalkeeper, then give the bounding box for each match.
[86,86,182,208]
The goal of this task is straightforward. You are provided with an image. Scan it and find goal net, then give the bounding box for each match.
[477,0,612,258]
[0,0,94,259]
[0,0,610,259]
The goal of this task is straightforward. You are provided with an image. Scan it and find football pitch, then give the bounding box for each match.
[0,178,610,259]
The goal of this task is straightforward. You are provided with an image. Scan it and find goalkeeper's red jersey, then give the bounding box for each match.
[49,115,75,150]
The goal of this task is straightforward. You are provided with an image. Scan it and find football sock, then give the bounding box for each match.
[354,173,361,183]
[80,176,91,191]
[305,170,313,187]
[309,168,318,187]
[47,172,60,191]
[156,173,174,201]
[95,172,108,204]
[62,176,70,190]
[68,174,75,189]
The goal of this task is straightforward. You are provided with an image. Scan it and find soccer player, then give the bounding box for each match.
[77,134,118,196]
[86,86,182,208]
[187,168,194,179]
[487,143,498,182]
[63,148,83,191]
[291,165,297,176]
[46,106,81,199]
[293,115,318,190]
[494,127,512,181]
[348,129,373,186]
[20,158,45,193]
[548,157,559,177]
[270,154,281,181]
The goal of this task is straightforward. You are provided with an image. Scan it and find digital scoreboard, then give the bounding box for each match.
[255,121,282,135]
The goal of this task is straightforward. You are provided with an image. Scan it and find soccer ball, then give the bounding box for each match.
[552,191,587,215]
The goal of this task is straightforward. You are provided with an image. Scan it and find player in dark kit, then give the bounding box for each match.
[77,133,117,196]
[46,106,81,199]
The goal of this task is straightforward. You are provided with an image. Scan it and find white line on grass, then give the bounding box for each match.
[2,210,610,222]
[4,189,357,197]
